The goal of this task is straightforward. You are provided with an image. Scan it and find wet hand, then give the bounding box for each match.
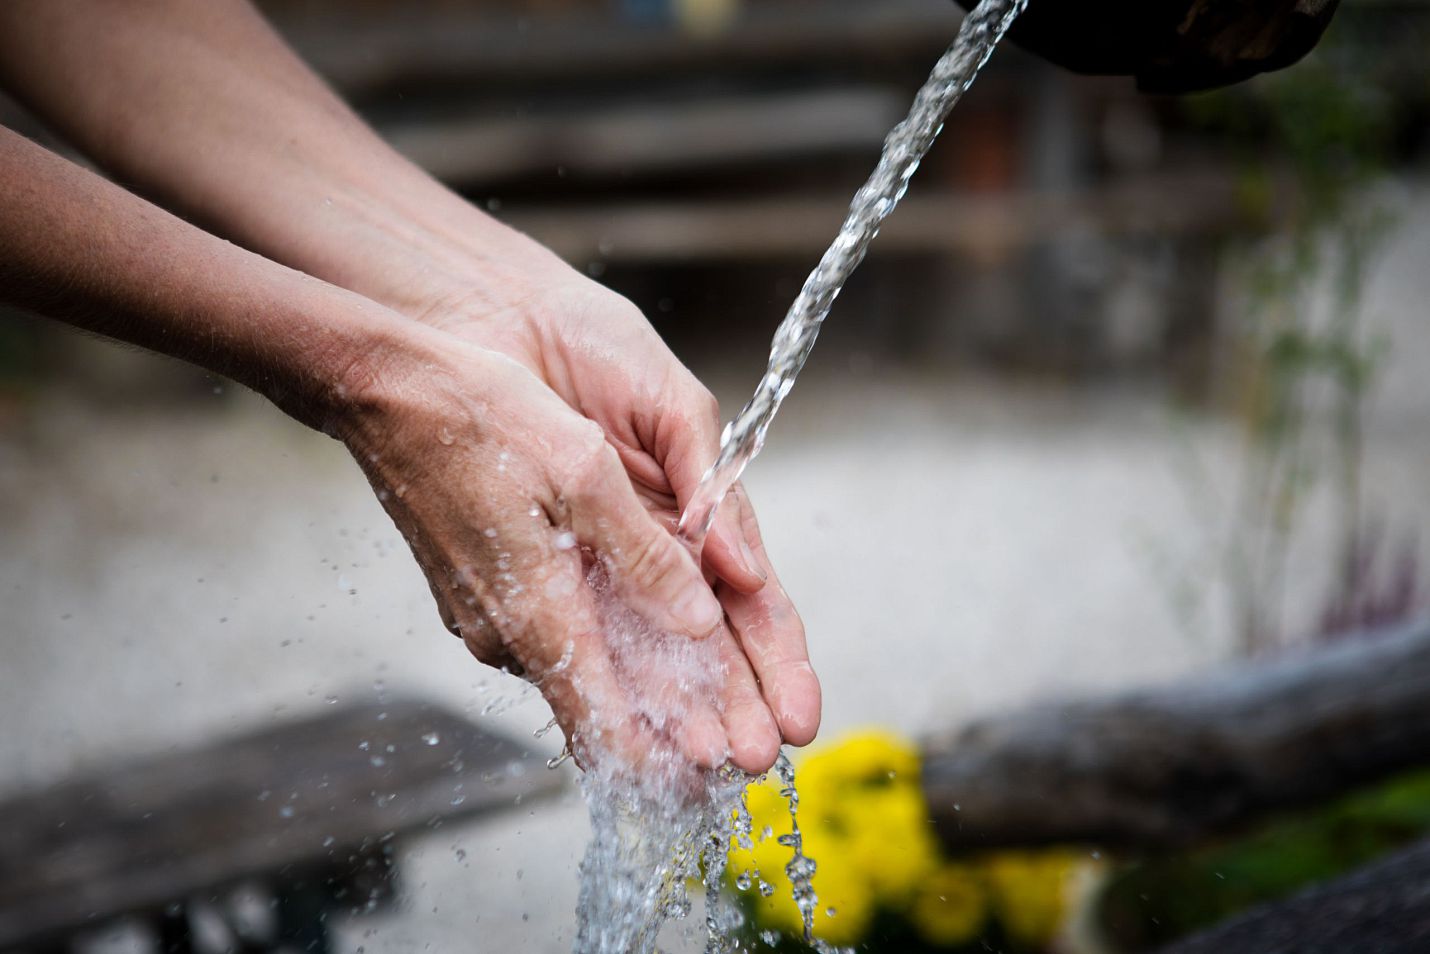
[337,328,760,770]
[412,270,822,769]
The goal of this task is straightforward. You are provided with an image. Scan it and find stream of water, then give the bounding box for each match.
[574,2,1027,950]
[678,0,1029,551]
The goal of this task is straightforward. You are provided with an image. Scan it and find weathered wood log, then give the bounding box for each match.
[922,618,1430,850]
[1158,835,1430,953]
[0,700,564,950]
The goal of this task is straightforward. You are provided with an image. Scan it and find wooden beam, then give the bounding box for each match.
[0,700,564,949]
[921,618,1430,850]
[385,87,907,184]
[274,0,963,98]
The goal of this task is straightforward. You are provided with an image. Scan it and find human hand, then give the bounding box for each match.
[407,265,823,766]
[0,0,820,767]
[337,323,802,772]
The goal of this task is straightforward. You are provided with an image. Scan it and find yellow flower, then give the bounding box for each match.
[748,842,875,947]
[734,807,870,944]
[982,851,1080,947]
[741,775,794,841]
[910,863,988,946]
[844,787,941,906]
[800,730,922,793]
[727,729,935,947]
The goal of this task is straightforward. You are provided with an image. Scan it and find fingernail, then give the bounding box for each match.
[738,533,767,583]
[673,584,723,636]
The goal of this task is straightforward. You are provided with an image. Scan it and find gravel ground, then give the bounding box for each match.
[3,186,1428,953]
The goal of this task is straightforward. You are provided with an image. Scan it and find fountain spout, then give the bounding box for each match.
[954,0,1340,93]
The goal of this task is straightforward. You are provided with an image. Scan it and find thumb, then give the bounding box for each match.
[656,385,767,593]
[568,441,724,639]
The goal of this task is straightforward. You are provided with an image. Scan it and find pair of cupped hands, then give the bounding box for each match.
[348,264,821,776]
[0,0,816,779]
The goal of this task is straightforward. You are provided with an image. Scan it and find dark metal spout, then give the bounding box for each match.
[956,0,1341,93]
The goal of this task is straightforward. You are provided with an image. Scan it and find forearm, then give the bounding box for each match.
[0,125,406,430]
[0,0,557,319]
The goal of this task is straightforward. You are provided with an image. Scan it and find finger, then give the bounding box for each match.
[721,578,821,748]
[712,483,771,594]
[656,386,766,592]
[715,624,782,774]
[718,499,821,746]
[564,437,723,639]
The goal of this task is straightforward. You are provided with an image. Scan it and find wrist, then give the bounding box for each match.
[305,172,562,316]
[252,278,431,439]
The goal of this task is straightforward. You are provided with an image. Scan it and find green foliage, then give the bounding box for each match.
[1169,36,1406,651]
[1097,770,1430,949]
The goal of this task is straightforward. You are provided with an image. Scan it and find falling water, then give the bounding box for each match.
[678,0,1029,550]
[574,2,1026,951]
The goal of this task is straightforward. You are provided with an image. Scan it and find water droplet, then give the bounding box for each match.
[422,732,440,746]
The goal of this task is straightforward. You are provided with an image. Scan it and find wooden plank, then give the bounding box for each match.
[385,86,907,184]
[275,0,963,97]
[0,700,563,949]
[1159,836,1430,953]
[498,170,1267,265]
[921,618,1430,850]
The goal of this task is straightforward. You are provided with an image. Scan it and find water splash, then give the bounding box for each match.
[678,0,1028,551]
[773,754,818,946]
[570,559,731,953]
[574,2,1025,950]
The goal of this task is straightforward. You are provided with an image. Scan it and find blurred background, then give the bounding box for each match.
[2,0,1430,951]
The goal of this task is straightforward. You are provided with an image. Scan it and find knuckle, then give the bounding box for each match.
[551,419,615,497]
[611,297,647,326]
[699,388,721,425]
[672,378,720,431]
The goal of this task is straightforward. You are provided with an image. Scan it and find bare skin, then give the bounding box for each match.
[0,0,819,772]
